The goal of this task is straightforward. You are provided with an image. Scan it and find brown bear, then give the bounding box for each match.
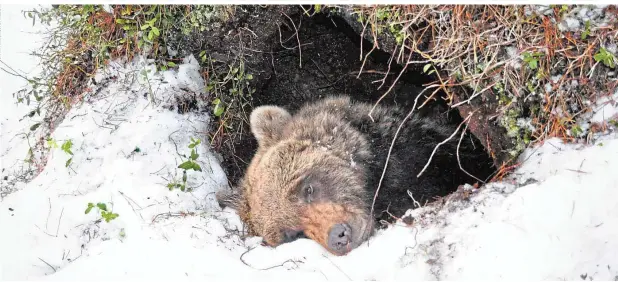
[217,95,494,256]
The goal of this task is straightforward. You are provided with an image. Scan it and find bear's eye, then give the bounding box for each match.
[304,184,314,202]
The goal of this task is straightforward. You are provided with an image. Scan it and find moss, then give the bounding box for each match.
[570,124,584,137]
[180,6,234,35]
[499,107,532,157]
[388,22,405,45]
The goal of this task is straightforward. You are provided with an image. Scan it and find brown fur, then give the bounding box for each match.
[219,96,375,253]
[216,95,495,255]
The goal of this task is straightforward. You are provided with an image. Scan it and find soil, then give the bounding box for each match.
[164,5,506,188]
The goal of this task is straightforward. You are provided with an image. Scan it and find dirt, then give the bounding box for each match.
[164,5,504,187]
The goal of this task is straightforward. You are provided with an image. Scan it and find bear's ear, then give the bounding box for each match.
[250,105,292,148]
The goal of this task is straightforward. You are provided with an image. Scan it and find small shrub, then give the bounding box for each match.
[168,137,202,192]
[85,202,119,223]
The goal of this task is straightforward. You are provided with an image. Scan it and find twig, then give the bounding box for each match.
[281,12,302,68]
[119,191,144,220]
[417,112,474,178]
[55,207,64,237]
[0,59,30,81]
[239,246,303,271]
[450,82,497,108]
[322,254,352,281]
[38,257,56,273]
[456,121,485,184]
[369,86,430,228]
[407,190,422,208]
[368,51,414,122]
[45,198,52,230]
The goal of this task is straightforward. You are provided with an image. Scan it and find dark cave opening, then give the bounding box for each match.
[213,9,495,195]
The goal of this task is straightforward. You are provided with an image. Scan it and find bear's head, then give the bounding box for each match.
[218,98,376,256]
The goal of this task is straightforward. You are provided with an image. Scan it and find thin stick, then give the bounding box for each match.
[417,112,474,178]
[38,258,56,273]
[407,190,422,208]
[239,246,303,271]
[368,86,430,224]
[281,13,302,68]
[456,120,485,184]
[55,207,64,237]
[368,52,413,122]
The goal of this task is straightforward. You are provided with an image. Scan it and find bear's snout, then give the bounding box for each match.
[327,223,352,255]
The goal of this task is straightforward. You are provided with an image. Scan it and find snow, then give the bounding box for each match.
[556,5,615,32]
[1,4,50,198]
[2,5,618,282]
[590,90,618,124]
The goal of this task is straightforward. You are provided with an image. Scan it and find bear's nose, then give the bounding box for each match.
[282,229,307,243]
[327,223,352,255]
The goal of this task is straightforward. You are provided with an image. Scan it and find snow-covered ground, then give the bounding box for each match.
[1,4,50,198]
[2,5,618,281]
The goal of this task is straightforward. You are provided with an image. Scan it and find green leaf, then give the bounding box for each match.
[30,123,41,131]
[190,149,199,161]
[593,52,603,62]
[148,30,154,41]
[213,103,224,117]
[47,138,58,149]
[191,162,202,172]
[528,60,538,70]
[102,212,119,222]
[245,74,253,80]
[167,183,175,190]
[178,160,194,170]
[593,48,615,68]
[151,26,160,36]
[167,61,177,67]
[85,203,94,214]
[423,64,432,73]
[61,140,73,155]
[97,203,108,211]
[140,24,150,30]
[65,157,72,168]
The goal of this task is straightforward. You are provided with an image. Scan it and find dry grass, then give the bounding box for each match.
[345,4,618,157]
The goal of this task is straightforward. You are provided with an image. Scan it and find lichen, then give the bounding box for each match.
[180,6,235,35]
